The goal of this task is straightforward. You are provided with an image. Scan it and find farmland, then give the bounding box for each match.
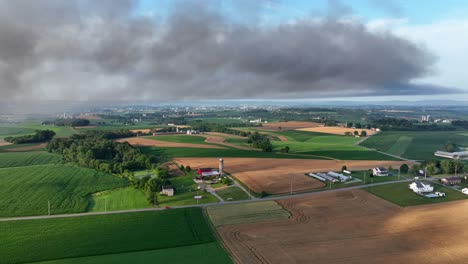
[233,128,398,160]
[0,164,127,217]
[0,123,77,138]
[117,137,226,149]
[297,126,376,136]
[365,181,468,206]
[207,201,290,227]
[175,158,410,195]
[215,186,250,201]
[89,187,150,212]
[361,130,468,160]
[157,173,219,206]
[1,208,232,264]
[217,190,468,263]
[0,151,61,168]
[35,243,231,264]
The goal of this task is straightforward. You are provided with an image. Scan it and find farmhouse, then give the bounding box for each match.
[160,185,174,196]
[372,167,389,176]
[441,176,462,186]
[409,181,434,193]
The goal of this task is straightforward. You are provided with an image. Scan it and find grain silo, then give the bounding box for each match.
[219,158,224,177]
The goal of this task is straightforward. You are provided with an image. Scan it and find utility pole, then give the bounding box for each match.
[363,171,366,184]
[425,166,427,179]
[104,197,107,212]
[398,167,401,180]
[48,200,50,216]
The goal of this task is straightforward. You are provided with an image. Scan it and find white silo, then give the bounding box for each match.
[219,158,224,177]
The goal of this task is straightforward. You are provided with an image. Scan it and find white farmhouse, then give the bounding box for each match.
[409,181,434,193]
[372,167,389,176]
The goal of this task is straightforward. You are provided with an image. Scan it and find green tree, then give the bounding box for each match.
[341,165,347,171]
[452,160,464,175]
[353,131,359,136]
[400,164,409,174]
[440,160,453,174]
[360,130,367,137]
[410,164,420,174]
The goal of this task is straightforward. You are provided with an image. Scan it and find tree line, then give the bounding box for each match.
[46,130,156,174]
[414,159,468,175]
[4,130,56,144]
[42,118,90,127]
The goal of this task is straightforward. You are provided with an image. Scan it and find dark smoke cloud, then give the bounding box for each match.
[0,0,460,102]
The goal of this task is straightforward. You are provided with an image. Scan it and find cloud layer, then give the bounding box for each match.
[0,0,459,101]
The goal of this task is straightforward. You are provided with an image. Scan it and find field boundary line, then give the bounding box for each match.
[202,208,239,264]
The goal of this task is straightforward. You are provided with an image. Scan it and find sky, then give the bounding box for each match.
[0,0,466,103]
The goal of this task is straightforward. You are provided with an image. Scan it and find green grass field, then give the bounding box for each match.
[0,151,61,168]
[0,126,36,139]
[0,123,77,138]
[34,242,231,264]
[89,187,150,212]
[141,146,332,160]
[157,173,219,206]
[1,208,232,264]
[361,130,468,160]
[230,128,398,160]
[365,181,468,206]
[207,201,290,227]
[0,164,127,217]
[215,186,250,201]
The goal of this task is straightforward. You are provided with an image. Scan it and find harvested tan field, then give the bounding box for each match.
[276,135,288,142]
[5,143,47,152]
[117,137,226,149]
[0,140,12,147]
[257,121,322,131]
[297,126,376,136]
[205,132,246,139]
[174,158,410,194]
[78,114,102,120]
[129,129,152,134]
[219,190,468,264]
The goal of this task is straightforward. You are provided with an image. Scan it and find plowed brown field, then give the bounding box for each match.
[117,137,226,149]
[297,126,376,136]
[174,158,410,194]
[0,140,12,147]
[219,190,468,264]
[5,143,47,152]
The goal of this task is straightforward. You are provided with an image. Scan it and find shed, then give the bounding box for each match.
[160,185,174,196]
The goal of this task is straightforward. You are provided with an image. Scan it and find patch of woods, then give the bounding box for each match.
[45,129,187,206]
[370,118,456,131]
[42,118,90,127]
[414,159,468,175]
[46,130,154,174]
[4,130,56,144]
[247,132,273,152]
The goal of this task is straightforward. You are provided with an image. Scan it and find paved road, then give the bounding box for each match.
[0,179,412,222]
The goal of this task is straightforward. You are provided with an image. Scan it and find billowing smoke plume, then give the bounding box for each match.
[0,0,459,101]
